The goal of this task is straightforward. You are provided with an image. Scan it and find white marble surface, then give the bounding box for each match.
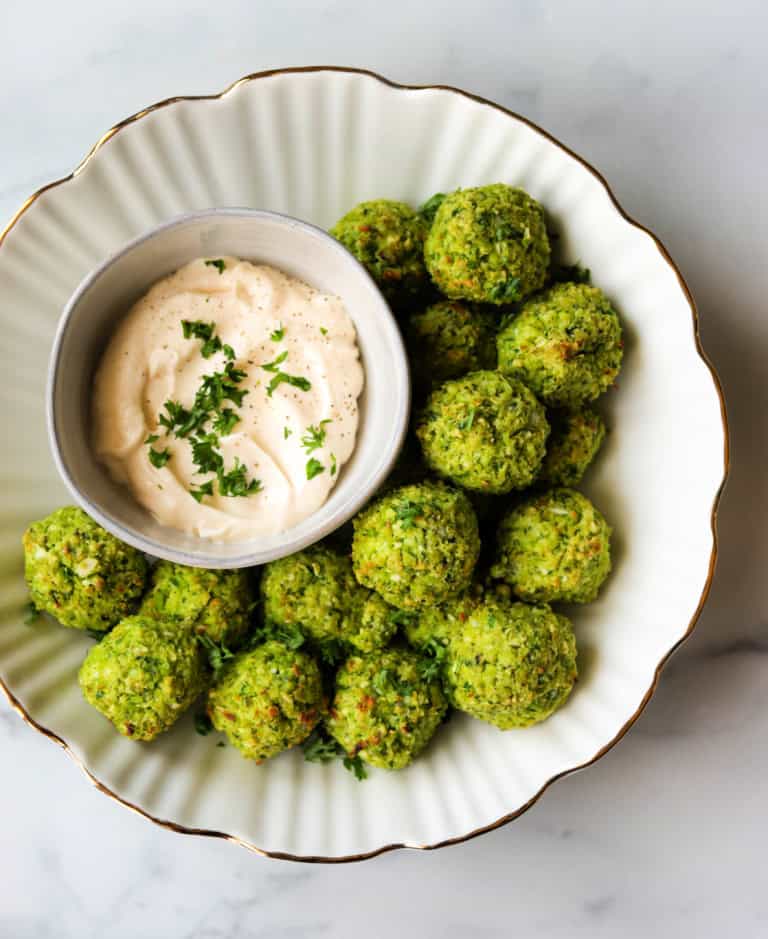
[1,1,765,936]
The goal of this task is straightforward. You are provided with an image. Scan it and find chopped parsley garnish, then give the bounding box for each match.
[373,668,414,700]
[419,192,446,223]
[394,500,422,529]
[272,623,306,650]
[181,319,236,358]
[189,480,214,503]
[261,351,289,372]
[270,324,285,342]
[198,361,248,409]
[319,327,328,336]
[249,621,305,650]
[212,408,239,435]
[198,634,235,676]
[489,277,521,303]
[217,458,262,498]
[301,420,331,454]
[267,372,312,397]
[158,399,190,434]
[148,447,171,469]
[419,639,448,682]
[388,609,418,628]
[301,728,368,781]
[283,426,292,439]
[302,728,342,764]
[147,315,264,503]
[330,453,337,476]
[306,457,325,480]
[191,433,223,474]
[159,362,249,443]
[551,262,591,285]
[182,319,214,342]
[205,259,226,274]
[458,407,476,431]
[194,712,213,736]
[343,754,368,781]
[317,639,346,666]
[260,351,312,397]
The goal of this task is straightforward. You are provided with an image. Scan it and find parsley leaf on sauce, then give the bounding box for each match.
[148,447,171,469]
[267,372,312,397]
[212,408,239,435]
[181,320,235,361]
[301,420,331,454]
[204,259,226,274]
[189,479,214,503]
[217,458,262,498]
[191,433,224,474]
[270,324,285,342]
[261,351,289,372]
[261,351,312,397]
[305,457,325,480]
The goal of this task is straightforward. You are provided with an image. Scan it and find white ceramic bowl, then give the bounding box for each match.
[46,207,408,568]
[0,67,728,861]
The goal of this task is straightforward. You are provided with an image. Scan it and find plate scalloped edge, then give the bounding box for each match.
[0,65,730,864]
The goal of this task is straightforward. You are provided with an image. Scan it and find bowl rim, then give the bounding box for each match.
[45,205,410,568]
[0,64,730,864]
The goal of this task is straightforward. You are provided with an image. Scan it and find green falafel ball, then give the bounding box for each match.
[497,282,623,406]
[416,370,549,494]
[329,199,428,304]
[538,408,606,487]
[352,481,481,610]
[424,184,550,304]
[261,546,397,653]
[140,561,254,648]
[407,301,497,388]
[23,506,147,632]
[207,640,323,762]
[403,585,483,650]
[327,647,448,770]
[356,592,401,653]
[492,488,612,603]
[78,615,207,740]
[444,596,577,729]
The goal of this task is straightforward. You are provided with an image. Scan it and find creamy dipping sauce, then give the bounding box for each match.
[93,257,364,542]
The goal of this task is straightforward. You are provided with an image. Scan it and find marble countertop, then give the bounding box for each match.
[2,2,766,936]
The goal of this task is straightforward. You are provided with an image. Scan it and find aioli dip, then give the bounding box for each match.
[93,257,364,542]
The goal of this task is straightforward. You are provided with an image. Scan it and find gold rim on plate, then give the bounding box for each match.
[0,65,730,864]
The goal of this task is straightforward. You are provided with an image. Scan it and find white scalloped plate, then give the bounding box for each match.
[0,67,727,862]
